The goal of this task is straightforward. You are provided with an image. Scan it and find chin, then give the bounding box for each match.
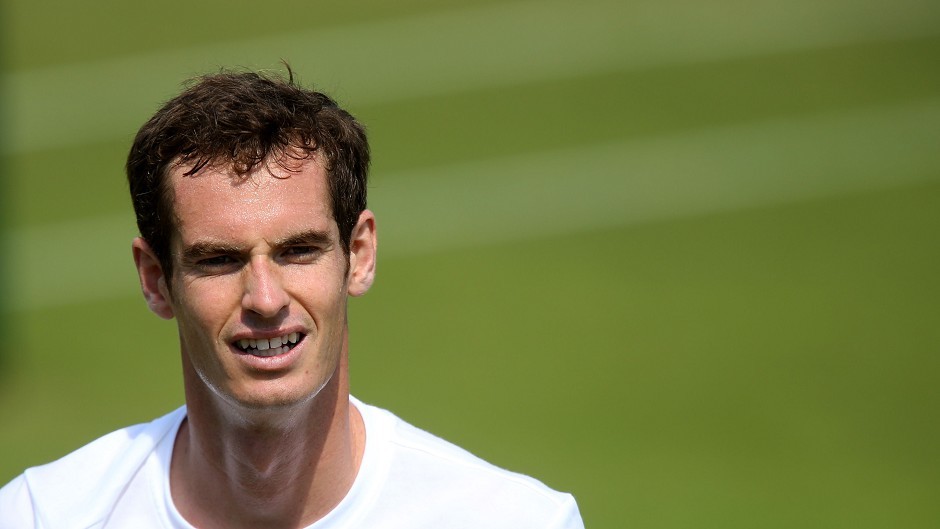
[224,376,334,413]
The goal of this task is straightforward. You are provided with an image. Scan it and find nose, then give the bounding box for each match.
[242,257,290,318]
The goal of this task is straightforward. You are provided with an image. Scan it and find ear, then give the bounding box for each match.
[132,237,175,319]
[347,210,377,297]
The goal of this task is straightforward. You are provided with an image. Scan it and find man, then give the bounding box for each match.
[0,70,584,528]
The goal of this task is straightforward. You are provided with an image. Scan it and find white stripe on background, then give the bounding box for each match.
[7,98,940,311]
[3,0,939,154]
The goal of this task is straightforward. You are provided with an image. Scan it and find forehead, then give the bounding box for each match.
[167,157,335,244]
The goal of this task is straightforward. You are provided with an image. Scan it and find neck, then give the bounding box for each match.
[171,353,365,528]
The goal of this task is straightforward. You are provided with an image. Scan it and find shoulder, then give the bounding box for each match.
[355,398,584,528]
[0,474,35,528]
[0,407,185,529]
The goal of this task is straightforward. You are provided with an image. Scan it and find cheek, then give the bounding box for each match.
[174,279,241,333]
[284,269,348,319]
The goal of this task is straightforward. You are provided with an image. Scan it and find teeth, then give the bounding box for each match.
[255,345,289,357]
[237,333,301,354]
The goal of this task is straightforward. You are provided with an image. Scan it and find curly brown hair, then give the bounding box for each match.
[126,67,370,280]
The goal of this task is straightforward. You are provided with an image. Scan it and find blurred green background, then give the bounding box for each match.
[2,0,940,527]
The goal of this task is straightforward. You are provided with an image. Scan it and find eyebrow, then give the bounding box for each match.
[180,241,244,263]
[275,229,333,249]
[180,229,334,262]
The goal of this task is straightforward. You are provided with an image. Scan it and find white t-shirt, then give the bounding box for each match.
[0,398,584,528]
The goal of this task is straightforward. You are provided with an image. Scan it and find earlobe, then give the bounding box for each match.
[347,210,377,297]
[132,237,175,320]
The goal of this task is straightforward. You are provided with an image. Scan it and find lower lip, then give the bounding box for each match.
[231,338,305,371]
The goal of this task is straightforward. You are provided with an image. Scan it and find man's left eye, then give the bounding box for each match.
[284,246,320,260]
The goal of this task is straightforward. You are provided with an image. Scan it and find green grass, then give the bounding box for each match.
[354,181,940,527]
[2,0,939,527]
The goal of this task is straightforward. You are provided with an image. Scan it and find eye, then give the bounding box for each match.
[200,255,236,265]
[282,246,322,263]
[195,254,241,272]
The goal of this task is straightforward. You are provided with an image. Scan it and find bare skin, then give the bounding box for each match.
[133,156,376,528]
[170,348,365,528]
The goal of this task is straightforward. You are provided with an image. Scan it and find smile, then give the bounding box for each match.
[235,332,303,357]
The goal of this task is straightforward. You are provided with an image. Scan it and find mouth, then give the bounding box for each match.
[234,332,304,357]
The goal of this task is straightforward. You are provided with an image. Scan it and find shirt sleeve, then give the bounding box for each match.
[0,474,37,529]
[547,494,585,529]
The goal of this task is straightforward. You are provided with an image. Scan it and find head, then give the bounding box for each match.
[126,69,376,413]
[126,68,370,281]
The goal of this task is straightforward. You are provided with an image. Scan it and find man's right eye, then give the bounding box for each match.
[197,255,239,269]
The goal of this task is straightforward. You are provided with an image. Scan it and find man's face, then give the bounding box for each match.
[138,157,374,410]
